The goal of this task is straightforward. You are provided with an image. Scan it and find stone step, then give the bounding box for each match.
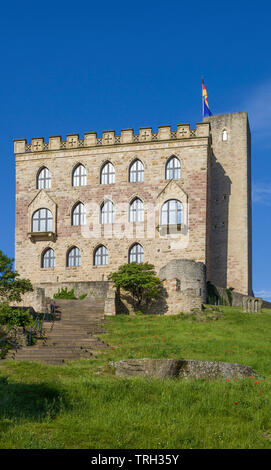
[44,337,103,347]
[14,353,92,358]
[19,344,105,352]
[4,298,110,363]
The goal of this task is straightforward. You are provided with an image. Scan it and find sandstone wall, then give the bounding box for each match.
[15,124,210,285]
[204,113,252,295]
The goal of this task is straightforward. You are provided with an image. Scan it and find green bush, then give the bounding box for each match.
[79,293,88,300]
[0,303,33,328]
[53,287,77,300]
[108,262,161,308]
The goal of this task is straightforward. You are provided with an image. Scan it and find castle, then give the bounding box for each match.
[14,112,255,314]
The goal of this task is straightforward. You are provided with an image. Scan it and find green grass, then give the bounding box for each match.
[0,306,271,449]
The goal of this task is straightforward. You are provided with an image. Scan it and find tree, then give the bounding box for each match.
[108,262,161,308]
[0,250,33,327]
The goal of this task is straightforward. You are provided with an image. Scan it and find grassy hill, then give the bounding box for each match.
[0,306,271,449]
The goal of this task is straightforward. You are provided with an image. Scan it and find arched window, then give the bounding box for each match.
[129,198,144,222]
[72,202,86,226]
[129,159,144,182]
[129,243,144,263]
[101,200,115,224]
[37,167,51,189]
[94,245,108,266]
[42,248,55,268]
[67,247,81,267]
[32,209,53,232]
[72,164,87,187]
[101,162,115,184]
[165,156,181,180]
[222,130,228,142]
[161,200,183,225]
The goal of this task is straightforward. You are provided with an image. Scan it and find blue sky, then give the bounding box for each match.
[1,0,270,299]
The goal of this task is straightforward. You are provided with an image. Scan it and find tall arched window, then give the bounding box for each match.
[72,164,87,187]
[94,245,108,266]
[42,248,55,268]
[129,243,144,263]
[32,209,53,232]
[101,200,115,224]
[165,156,181,180]
[129,159,144,182]
[129,198,144,222]
[67,247,81,267]
[101,162,115,184]
[37,167,51,189]
[72,202,86,226]
[161,200,183,225]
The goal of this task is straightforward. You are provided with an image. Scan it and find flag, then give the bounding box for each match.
[202,80,213,117]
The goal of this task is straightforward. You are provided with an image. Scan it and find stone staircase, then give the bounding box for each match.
[4,298,110,365]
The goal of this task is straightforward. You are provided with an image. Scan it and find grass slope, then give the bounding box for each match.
[0,306,271,449]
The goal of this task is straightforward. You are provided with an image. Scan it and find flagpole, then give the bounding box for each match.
[202,77,204,120]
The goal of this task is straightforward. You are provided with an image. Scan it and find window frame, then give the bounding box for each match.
[129,198,144,222]
[100,200,115,224]
[32,208,53,233]
[165,156,181,180]
[129,159,144,183]
[94,245,108,266]
[37,167,51,189]
[161,199,183,225]
[129,243,144,264]
[67,246,81,267]
[71,202,86,226]
[72,164,87,187]
[41,248,56,268]
[100,162,115,185]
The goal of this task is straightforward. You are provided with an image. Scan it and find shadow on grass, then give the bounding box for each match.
[0,376,68,423]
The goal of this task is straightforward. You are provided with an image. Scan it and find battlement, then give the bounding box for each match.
[14,122,210,154]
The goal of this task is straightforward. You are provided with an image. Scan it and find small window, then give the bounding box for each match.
[67,247,81,267]
[42,248,55,268]
[72,164,87,187]
[94,245,108,266]
[101,200,115,224]
[32,208,53,232]
[161,200,183,225]
[101,162,115,184]
[165,156,181,180]
[129,159,144,182]
[222,130,228,142]
[72,202,86,226]
[129,198,144,222]
[37,167,51,189]
[129,243,144,263]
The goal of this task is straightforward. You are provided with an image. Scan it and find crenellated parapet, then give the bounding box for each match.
[14,122,210,154]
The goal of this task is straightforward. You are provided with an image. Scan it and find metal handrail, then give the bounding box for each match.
[0,305,59,352]
[27,313,46,346]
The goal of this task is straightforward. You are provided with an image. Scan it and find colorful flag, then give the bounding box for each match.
[202,80,213,117]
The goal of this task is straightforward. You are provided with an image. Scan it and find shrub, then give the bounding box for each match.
[0,251,33,330]
[108,262,161,308]
[53,287,77,300]
[79,293,88,300]
[0,303,33,327]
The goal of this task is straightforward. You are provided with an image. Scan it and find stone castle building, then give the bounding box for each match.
[14,112,254,314]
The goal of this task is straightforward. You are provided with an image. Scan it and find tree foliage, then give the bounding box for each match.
[0,303,33,327]
[108,262,161,307]
[0,250,33,327]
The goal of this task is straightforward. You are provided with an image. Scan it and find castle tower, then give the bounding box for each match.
[204,112,252,295]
